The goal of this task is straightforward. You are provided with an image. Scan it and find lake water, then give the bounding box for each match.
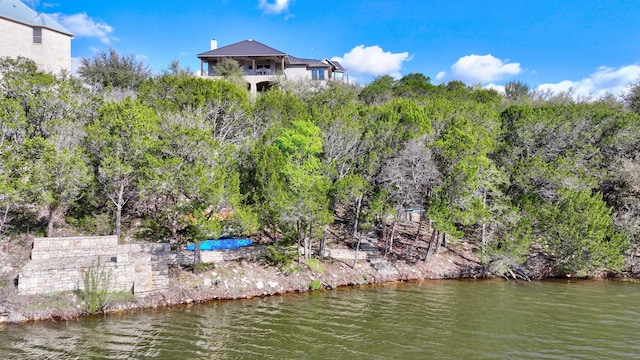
[1,279,639,359]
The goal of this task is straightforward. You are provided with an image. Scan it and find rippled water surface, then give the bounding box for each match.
[2,279,640,359]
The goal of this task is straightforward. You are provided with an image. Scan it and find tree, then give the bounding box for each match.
[78,47,152,90]
[359,75,395,105]
[332,174,370,266]
[86,98,159,239]
[137,109,257,245]
[540,188,627,275]
[212,58,247,90]
[162,60,193,77]
[504,80,530,102]
[623,79,640,115]
[0,138,24,237]
[0,56,95,237]
[138,75,250,114]
[394,73,434,98]
[242,94,332,259]
[429,101,502,241]
[22,137,91,237]
[377,137,440,253]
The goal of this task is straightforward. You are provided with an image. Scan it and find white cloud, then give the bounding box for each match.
[52,12,114,44]
[535,64,640,99]
[484,83,505,94]
[258,0,290,14]
[438,54,522,84]
[332,45,411,79]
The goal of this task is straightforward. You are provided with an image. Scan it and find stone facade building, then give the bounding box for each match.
[0,0,73,74]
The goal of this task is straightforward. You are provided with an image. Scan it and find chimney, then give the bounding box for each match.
[211,39,218,50]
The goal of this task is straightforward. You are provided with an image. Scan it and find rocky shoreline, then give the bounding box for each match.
[0,242,483,325]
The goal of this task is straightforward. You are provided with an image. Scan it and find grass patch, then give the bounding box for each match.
[304,258,324,274]
[25,292,76,312]
[107,290,137,303]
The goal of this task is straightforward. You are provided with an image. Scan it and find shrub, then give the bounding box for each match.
[309,279,323,291]
[265,244,297,269]
[81,258,112,314]
[304,258,324,274]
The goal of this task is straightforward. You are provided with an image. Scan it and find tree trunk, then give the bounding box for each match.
[304,224,311,260]
[414,214,423,243]
[352,193,363,245]
[193,241,201,273]
[319,229,326,259]
[296,220,302,264]
[46,205,56,237]
[0,204,9,237]
[170,217,179,243]
[481,188,487,251]
[386,220,397,256]
[353,232,362,269]
[115,203,122,240]
[435,232,445,254]
[424,229,437,261]
[115,182,125,241]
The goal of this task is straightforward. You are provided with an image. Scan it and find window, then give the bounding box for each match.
[312,69,325,81]
[257,64,271,75]
[33,27,42,44]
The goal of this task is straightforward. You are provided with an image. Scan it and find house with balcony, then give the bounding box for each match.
[0,0,73,74]
[197,39,345,95]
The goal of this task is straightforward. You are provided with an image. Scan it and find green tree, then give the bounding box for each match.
[429,101,502,241]
[86,98,159,239]
[138,109,257,245]
[162,59,193,77]
[78,47,152,90]
[242,92,331,258]
[213,58,246,89]
[504,80,530,102]
[540,188,627,275]
[0,139,24,236]
[359,75,395,105]
[139,75,250,114]
[0,56,95,237]
[394,73,434,98]
[274,119,332,258]
[23,137,91,237]
[623,79,640,115]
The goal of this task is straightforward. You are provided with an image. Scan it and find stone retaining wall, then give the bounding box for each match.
[172,245,367,267]
[322,248,368,261]
[175,245,269,266]
[18,236,170,297]
[30,235,120,260]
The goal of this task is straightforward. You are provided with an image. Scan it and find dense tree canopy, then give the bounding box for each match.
[78,48,152,90]
[2,55,640,277]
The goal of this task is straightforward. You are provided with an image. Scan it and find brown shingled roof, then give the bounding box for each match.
[287,56,330,68]
[197,39,286,58]
[326,59,345,72]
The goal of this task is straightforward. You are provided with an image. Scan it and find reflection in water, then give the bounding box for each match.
[1,280,639,359]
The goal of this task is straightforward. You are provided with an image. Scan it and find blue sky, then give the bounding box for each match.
[25,0,640,98]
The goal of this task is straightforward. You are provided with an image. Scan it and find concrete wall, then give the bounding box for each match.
[0,17,71,74]
[284,65,310,80]
[18,236,169,297]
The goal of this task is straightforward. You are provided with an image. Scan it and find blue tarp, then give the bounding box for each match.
[186,238,253,251]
